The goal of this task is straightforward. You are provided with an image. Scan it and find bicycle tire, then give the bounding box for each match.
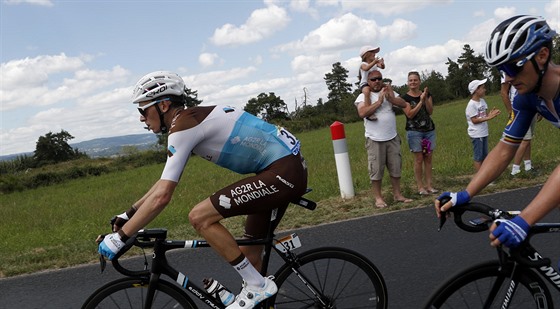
[423,260,553,309]
[82,277,197,309]
[271,246,388,309]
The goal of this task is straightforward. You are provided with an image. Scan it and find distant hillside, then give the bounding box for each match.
[1,133,159,161]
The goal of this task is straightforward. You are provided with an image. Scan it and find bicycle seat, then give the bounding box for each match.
[291,188,316,210]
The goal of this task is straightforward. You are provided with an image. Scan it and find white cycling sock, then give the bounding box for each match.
[232,257,265,288]
[524,160,532,171]
[511,165,521,175]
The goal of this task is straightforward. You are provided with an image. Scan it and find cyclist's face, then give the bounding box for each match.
[502,47,548,95]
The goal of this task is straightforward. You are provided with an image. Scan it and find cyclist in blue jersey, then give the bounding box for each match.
[435,15,559,248]
[98,71,308,309]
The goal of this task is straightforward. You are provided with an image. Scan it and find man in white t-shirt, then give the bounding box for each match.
[465,79,501,171]
[354,70,412,208]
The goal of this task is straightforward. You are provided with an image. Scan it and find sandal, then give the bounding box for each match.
[427,188,439,194]
[394,198,413,203]
[375,201,388,208]
[418,190,429,195]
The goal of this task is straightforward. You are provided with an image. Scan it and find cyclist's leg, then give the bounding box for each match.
[242,204,289,271]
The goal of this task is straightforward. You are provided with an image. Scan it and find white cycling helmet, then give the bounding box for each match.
[484,15,556,67]
[132,71,186,104]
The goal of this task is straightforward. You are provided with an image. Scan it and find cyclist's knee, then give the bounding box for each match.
[188,199,222,231]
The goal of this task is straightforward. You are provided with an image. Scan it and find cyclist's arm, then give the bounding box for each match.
[465,141,517,197]
[517,164,560,225]
[122,179,178,237]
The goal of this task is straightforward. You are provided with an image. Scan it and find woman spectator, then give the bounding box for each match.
[401,71,437,195]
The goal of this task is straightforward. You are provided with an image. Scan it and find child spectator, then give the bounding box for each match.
[465,79,501,171]
[358,45,385,120]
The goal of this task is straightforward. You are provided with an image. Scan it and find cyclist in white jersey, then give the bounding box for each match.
[99,71,308,309]
[436,15,560,249]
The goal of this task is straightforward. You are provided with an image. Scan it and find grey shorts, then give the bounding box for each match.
[365,135,402,181]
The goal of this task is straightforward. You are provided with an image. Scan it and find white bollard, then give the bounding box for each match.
[330,121,355,199]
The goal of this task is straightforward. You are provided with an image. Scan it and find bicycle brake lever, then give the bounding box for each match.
[99,254,107,273]
[438,212,447,231]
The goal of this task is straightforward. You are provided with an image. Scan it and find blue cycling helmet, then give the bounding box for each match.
[485,15,556,67]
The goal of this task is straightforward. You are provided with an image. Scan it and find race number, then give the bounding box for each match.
[274,233,302,252]
[277,127,300,155]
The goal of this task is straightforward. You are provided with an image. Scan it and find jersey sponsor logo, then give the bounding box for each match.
[167,145,177,157]
[219,195,231,209]
[230,180,279,205]
[275,175,294,188]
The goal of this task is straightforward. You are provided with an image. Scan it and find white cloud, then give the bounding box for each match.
[545,0,560,31]
[4,0,53,6]
[276,13,381,54]
[380,18,418,42]
[494,7,516,21]
[0,54,130,111]
[340,0,453,17]
[198,53,220,67]
[474,10,485,17]
[210,5,290,46]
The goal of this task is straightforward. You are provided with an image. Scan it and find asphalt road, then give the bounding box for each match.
[1,185,558,308]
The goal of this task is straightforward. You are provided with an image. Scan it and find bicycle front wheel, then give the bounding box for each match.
[424,260,553,309]
[272,247,388,309]
[82,277,196,309]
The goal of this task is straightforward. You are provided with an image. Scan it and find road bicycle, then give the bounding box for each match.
[82,192,388,308]
[424,201,560,308]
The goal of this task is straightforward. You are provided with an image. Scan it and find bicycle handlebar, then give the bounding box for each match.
[99,229,166,277]
[439,202,551,268]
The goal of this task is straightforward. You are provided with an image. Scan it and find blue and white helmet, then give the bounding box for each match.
[484,15,556,67]
[132,71,186,104]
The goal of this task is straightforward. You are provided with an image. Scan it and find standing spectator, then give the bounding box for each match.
[402,71,437,195]
[500,71,537,175]
[354,70,412,208]
[465,79,501,171]
[358,45,385,120]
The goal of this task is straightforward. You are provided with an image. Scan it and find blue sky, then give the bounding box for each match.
[1,0,558,156]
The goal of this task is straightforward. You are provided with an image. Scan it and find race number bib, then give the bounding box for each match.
[277,127,300,155]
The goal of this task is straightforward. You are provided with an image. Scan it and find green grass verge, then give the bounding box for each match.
[1,95,558,277]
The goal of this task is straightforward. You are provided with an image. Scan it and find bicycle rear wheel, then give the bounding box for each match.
[424,260,553,309]
[272,247,388,309]
[82,277,196,309]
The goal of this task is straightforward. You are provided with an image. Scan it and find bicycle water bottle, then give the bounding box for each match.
[203,277,235,306]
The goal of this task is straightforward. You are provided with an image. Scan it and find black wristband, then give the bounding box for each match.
[117,229,130,242]
[125,205,137,219]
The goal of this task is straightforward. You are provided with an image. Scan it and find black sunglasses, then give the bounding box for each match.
[369,77,383,82]
[137,98,169,117]
[498,52,535,78]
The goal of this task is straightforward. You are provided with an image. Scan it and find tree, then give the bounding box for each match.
[552,35,560,64]
[33,130,86,166]
[244,92,289,121]
[324,62,352,114]
[184,86,203,107]
[421,70,454,103]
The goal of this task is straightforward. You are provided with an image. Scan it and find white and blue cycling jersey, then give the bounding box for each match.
[502,93,560,145]
[160,106,300,182]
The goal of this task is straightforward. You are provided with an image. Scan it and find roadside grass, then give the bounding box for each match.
[1,95,558,277]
